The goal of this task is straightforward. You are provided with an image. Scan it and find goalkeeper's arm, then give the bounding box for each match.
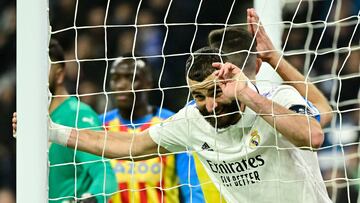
[12,112,167,161]
[246,8,333,127]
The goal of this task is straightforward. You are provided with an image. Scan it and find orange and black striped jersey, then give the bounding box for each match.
[100,108,191,203]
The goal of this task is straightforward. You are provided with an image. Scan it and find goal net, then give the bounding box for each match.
[43,0,360,202]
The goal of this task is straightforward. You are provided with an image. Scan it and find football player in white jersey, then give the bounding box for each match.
[12,9,332,203]
[148,47,330,202]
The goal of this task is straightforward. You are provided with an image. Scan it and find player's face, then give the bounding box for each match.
[189,74,241,129]
[109,61,149,110]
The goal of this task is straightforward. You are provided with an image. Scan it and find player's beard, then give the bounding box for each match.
[199,99,241,129]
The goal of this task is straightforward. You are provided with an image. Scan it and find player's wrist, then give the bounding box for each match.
[266,51,282,67]
[48,121,72,146]
[236,80,257,102]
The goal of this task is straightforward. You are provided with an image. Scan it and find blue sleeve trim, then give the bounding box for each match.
[155,107,174,119]
[314,114,321,123]
[306,100,321,123]
[99,109,118,123]
[186,100,196,107]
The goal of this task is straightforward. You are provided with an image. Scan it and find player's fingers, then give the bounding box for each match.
[251,10,265,34]
[247,9,253,33]
[250,17,258,27]
[218,67,225,78]
[250,8,259,21]
[213,63,225,78]
[249,18,260,38]
[212,62,222,69]
[247,9,257,35]
[214,62,237,79]
[223,67,229,78]
[248,8,255,20]
[223,63,236,78]
[247,9,261,28]
[224,62,236,70]
[251,9,259,21]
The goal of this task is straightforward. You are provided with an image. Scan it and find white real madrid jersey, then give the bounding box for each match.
[149,85,331,203]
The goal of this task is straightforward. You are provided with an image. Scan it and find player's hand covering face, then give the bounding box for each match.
[212,62,249,98]
[189,62,249,129]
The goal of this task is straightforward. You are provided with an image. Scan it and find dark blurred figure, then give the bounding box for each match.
[0,0,16,197]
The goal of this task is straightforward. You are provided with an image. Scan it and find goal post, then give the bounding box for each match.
[254,0,284,89]
[17,0,49,202]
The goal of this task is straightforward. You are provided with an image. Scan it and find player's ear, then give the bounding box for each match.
[56,66,65,85]
[255,58,262,74]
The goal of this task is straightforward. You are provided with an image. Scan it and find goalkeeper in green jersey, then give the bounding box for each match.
[47,39,117,202]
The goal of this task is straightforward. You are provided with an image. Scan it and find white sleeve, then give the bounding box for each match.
[148,108,189,153]
[269,85,320,117]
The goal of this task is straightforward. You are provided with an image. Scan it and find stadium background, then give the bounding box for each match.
[0,0,359,202]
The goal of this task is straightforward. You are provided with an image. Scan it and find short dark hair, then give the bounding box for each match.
[185,47,227,82]
[111,53,152,83]
[208,26,257,77]
[49,39,65,67]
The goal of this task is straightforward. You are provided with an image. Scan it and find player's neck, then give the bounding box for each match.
[118,103,152,121]
[49,86,70,113]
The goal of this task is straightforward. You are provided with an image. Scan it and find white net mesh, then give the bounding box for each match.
[281,2,359,202]
[48,0,359,202]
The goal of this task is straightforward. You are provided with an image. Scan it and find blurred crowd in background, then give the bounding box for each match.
[0,0,359,202]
